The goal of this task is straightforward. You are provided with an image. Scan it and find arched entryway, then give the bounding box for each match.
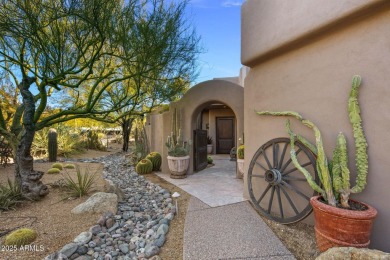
[191,101,237,172]
[147,79,244,177]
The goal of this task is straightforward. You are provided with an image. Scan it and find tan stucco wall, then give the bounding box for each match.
[242,1,390,251]
[148,80,244,177]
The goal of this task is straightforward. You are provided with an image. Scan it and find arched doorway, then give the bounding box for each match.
[192,101,237,172]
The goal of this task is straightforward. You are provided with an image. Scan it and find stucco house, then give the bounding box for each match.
[147,0,390,251]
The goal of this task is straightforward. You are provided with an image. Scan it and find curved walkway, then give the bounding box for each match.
[157,155,295,260]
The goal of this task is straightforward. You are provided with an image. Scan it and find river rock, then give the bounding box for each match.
[316,247,390,260]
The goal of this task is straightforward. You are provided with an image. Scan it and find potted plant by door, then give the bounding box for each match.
[207,136,213,154]
[257,75,377,252]
[236,145,244,177]
[166,129,191,179]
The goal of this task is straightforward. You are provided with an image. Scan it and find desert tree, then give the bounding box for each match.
[0,0,199,199]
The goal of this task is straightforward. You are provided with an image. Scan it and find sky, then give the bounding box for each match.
[186,0,243,84]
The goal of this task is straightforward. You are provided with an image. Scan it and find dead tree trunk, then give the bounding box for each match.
[15,77,48,200]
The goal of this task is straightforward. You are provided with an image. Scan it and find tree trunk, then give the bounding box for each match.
[121,118,134,152]
[15,77,48,200]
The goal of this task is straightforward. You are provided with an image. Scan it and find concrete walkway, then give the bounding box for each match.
[157,155,296,260]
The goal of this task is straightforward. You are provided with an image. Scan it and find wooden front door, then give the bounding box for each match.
[216,117,235,154]
[194,129,208,172]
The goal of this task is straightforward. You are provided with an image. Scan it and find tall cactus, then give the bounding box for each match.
[256,75,368,208]
[48,128,58,162]
[166,108,191,157]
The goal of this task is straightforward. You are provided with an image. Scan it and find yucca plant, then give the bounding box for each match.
[62,165,96,198]
[0,179,24,211]
[256,75,368,208]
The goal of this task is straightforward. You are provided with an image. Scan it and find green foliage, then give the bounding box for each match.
[62,166,96,198]
[47,168,61,174]
[130,120,150,164]
[51,163,63,170]
[5,228,37,246]
[63,164,75,169]
[256,75,368,208]
[207,156,213,164]
[136,159,153,175]
[146,152,162,171]
[166,108,191,157]
[83,131,106,151]
[0,179,23,211]
[207,136,212,144]
[237,145,245,159]
[32,126,85,158]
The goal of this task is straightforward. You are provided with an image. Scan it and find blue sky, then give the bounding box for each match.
[186,0,243,84]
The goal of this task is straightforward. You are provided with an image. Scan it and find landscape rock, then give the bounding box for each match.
[74,232,92,245]
[71,192,118,214]
[59,243,78,258]
[316,247,390,260]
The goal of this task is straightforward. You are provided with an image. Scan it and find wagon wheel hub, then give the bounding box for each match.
[265,169,282,185]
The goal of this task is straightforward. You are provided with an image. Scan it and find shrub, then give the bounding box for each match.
[136,159,153,175]
[207,156,213,164]
[0,179,23,211]
[51,163,63,170]
[237,145,244,159]
[5,228,38,246]
[62,166,96,198]
[63,164,75,169]
[47,168,61,174]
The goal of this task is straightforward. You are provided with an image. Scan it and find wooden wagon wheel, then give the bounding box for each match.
[248,138,318,224]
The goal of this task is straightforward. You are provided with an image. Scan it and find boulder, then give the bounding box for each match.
[71,192,118,214]
[316,247,390,260]
[104,179,125,202]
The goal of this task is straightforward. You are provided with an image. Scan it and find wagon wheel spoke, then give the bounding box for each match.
[281,181,310,201]
[273,142,279,168]
[280,148,302,172]
[282,161,312,176]
[280,185,299,215]
[262,149,273,169]
[248,138,318,224]
[267,186,275,214]
[257,184,272,204]
[255,161,268,171]
[278,142,288,169]
[276,186,284,218]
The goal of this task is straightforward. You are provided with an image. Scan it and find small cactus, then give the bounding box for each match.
[135,159,153,175]
[64,164,76,169]
[5,228,38,246]
[47,168,61,174]
[48,128,58,162]
[51,163,63,170]
[146,152,162,171]
[237,145,244,159]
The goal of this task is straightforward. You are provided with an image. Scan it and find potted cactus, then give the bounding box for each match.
[166,108,191,179]
[236,145,245,177]
[256,75,377,252]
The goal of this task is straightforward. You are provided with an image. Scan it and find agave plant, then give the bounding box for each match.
[256,75,367,208]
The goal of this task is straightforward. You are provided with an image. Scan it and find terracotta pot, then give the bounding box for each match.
[167,155,190,179]
[310,196,377,252]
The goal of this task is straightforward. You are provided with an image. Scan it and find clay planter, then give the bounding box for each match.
[310,196,377,252]
[207,144,213,154]
[167,155,190,179]
[237,158,244,177]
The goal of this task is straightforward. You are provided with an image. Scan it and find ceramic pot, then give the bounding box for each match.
[167,155,190,179]
[310,196,377,252]
[237,158,244,177]
[207,144,213,154]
